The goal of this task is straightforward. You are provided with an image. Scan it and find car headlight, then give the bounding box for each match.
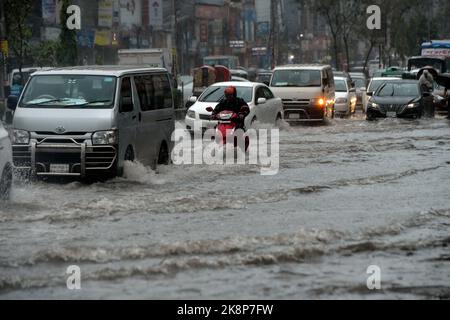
[336,98,348,104]
[187,110,196,119]
[311,98,326,106]
[369,102,379,109]
[12,129,30,144]
[407,102,420,108]
[92,130,118,145]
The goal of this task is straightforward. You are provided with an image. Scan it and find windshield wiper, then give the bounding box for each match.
[78,99,112,106]
[24,98,70,106]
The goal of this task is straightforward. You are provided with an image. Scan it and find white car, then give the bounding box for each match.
[0,121,12,200]
[185,82,284,132]
[334,76,357,117]
[362,77,402,113]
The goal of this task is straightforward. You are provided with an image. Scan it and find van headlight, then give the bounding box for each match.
[368,102,379,109]
[311,98,326,106]
[92,130,118,145]
[12,129,30,144]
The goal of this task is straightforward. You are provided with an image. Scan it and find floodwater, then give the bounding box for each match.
[1,114,450,299]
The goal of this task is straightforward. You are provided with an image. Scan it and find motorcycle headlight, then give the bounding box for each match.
[92,130,118,145]
[407,102,420,109]
[12,129,30,144]
[187,110,196,119]
[336,98,348,104]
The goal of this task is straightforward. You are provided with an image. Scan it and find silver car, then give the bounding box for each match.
[0,121,12,199]
[10,66,175,179]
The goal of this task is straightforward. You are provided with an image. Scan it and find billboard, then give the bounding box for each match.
[149,0,163,29]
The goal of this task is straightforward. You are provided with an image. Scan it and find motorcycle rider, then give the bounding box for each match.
[212,86,250,129]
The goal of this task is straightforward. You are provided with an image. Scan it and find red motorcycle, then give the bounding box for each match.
[206,107,249,151]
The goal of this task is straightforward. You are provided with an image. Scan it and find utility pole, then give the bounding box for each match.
[0,0,6,101]
[269,0,279,69]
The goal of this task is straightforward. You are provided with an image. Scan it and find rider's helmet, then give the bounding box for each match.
[224,86,237,102]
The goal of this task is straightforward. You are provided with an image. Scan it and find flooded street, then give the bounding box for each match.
[1,114,450,299]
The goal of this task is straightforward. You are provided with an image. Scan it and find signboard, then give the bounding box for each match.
[42,0,57,24]
[95,30,111,46]
[229,40,245,48]
[77,29,96,48]
[421,48,450,57]
[200,23,208,43]
[195,5,224,19]
[149,0,163,29]
[119,0,142,28]
[252,47,267,56]
[98,0,114,28]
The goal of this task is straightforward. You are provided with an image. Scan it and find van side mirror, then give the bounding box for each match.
[189,96,198,103]
[322,78,328,87]
[7,95,18,110]
[257,98,267,105]
[120,96,133,113]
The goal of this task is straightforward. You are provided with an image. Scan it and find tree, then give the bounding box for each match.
[56,0,78,66]
[32,41,59,67]
[307,0,343,69]
[4,0,34,84]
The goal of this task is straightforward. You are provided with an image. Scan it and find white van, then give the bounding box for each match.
[9,66,174,179]
[270,65,335,122]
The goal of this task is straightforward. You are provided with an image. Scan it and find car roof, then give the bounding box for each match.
[211,81,258,88]
[273,64,331,71]
[32,65,168,77]
[334,76,347,81]
[370,77,403,81]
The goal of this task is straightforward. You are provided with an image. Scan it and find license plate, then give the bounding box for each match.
[289,113,300,119]
[50,164,70,173]
[386,111,396,118]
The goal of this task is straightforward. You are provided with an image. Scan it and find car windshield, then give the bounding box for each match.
[199,86,253,103]
[368,79,397,93]
[21,75,117,108]
[271,70,321,87]
[376,83,419,97]
[335,79,348,92]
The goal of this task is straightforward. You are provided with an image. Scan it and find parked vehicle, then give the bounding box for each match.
[10,66,174,179]
[349,72,368,107]
[0,121,12,200]
[366,80,424,120]
[381,66,404,77]
[185,82,283,133]
[203,55,240,70]
[334,76,357,117]
[362,77,402,112]
[256,71,272,86]
[270,65,335,122]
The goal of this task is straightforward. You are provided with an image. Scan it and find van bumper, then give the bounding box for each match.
[12,141,117,178]
[283,105,326,122]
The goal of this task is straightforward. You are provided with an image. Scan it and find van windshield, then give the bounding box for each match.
[271,70,321,87]
[20,75,117,108]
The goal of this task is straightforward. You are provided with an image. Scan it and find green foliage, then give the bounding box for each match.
[4,0,34,72]
[32,41,59,67]
[56,0,78,66]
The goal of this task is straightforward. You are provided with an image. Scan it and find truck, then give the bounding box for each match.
[118,48,173,73]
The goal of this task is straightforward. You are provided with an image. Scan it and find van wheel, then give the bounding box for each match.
[157,142,170,165]
[275,113,283,127]
[124,146,135,161]
[0,164,13,201]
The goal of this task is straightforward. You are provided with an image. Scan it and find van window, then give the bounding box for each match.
[134,74,172,111]
[271,70,321,87]
[120,77,132,112]
[153,74,173,109]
